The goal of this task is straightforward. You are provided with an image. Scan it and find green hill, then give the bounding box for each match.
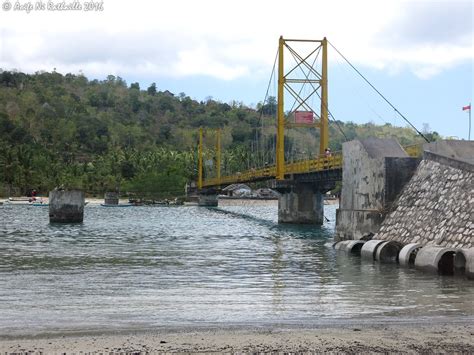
[0,70,438,198]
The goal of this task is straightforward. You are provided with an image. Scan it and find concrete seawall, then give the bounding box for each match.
[335,137,419,241]
[375,146,473,249]
[334,140,473,277]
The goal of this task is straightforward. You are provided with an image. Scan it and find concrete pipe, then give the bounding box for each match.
[414,246,458,275]
[453,250,467,276]
[361,240,385,261]
[334,241,351,251]
[456,249,474,279]
[343,240,366,255]
[398,243,422,267]
[375,241,402,263]
[464,249,474,280]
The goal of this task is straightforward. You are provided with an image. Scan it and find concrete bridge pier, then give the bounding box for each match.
[277,182,324,224]
[197,188,219,207]
[271,171,337,225]
[49,189,85,223]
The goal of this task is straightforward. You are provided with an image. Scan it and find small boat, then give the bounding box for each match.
[4,200,34,205]
[8,197,31,202]
[5,197,32,205]
[6,197,48,205]
[100,203,133,207]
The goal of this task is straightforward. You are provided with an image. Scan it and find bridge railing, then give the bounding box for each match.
[202,166,277,187]
[201,143,422,188]
[202,152,342,187]
[284,152,343,175]
[404,143,424,157]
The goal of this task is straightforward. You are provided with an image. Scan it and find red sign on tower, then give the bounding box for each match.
[294,111,314,124]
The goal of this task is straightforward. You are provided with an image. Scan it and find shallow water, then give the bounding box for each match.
[0,203,472,335]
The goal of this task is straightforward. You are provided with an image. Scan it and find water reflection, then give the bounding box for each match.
[0,203,472,335]
[270,235,284,312]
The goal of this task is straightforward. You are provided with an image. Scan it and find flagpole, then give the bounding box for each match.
[469,102,471,140]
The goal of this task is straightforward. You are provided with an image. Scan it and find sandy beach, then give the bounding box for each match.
[1,322,473,354]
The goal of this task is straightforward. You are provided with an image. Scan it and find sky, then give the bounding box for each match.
[0,0,472,139]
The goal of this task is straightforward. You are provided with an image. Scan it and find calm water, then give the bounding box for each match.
[0,203,473,335]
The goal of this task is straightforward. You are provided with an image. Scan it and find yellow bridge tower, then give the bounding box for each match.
[276,37,329,180]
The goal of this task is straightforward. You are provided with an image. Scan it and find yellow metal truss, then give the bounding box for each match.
[276,37,329,180]
[200,144,423,188]
[202,152,342,187]
[197,36,424,190]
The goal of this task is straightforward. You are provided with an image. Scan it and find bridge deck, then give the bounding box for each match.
[201,144,422,188]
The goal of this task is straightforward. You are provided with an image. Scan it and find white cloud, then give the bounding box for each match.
[173,45,249,80]
[0,0,472,81]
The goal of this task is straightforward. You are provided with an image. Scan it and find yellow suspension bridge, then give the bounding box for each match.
[196,37,422,190]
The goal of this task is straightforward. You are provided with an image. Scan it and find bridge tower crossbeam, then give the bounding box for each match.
[276,37,329,180]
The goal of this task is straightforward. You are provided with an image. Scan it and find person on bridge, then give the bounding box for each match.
[324,148,332,169]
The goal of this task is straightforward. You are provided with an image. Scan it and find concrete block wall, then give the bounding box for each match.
[336,138,418,240]
[375,150,473,249]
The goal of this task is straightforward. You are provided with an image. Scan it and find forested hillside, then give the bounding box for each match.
[0,70,438,198]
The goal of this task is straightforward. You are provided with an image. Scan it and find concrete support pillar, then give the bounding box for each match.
[335,138,418,241]
[49,189,85,223]
[104,192,119,205]
[278,183,323,224]
[198,194,218,207]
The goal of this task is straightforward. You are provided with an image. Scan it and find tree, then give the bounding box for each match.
[259,96,277,115]
[0,69,430,198]
[422,123,431,134]
[147,83,157,96]
[120,160,136,179]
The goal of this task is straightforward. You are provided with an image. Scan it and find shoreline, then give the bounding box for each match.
[1,320,473,353]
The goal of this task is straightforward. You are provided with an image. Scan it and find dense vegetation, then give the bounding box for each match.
[0,70,438,198]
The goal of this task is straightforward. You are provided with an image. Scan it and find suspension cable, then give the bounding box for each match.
[333,56,389,125]
[287,48,348,141]
[314,90,348,140]
[328,40,430,142]
[289,47,321,113]
[257,47,279,166]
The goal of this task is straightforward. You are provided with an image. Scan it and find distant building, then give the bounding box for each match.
[162,90,175,97]
[220,185,280,199]
[221,184,252,197]
[254,188,280,199]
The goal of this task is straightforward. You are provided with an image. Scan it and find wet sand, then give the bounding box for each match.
[1,322,473,354]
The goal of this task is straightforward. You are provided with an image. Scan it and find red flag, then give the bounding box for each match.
[462,104,471,111]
